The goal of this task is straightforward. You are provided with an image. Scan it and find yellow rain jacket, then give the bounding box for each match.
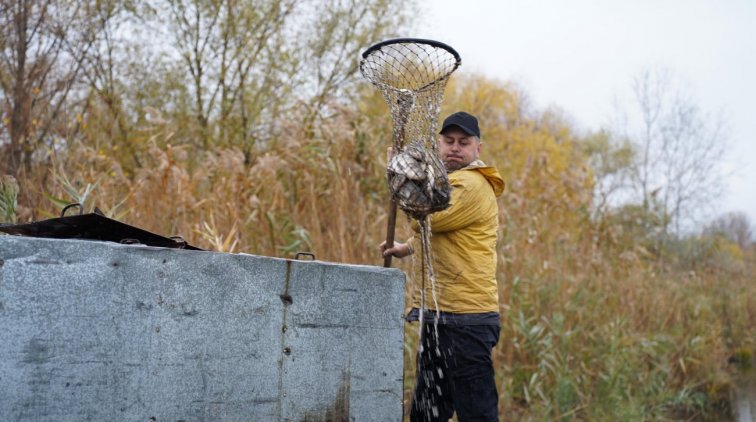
[410,160,505,313]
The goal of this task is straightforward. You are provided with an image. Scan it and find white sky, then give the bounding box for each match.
[416,0,756,226]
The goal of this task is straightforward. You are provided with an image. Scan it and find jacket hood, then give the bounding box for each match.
[460,160,505,197]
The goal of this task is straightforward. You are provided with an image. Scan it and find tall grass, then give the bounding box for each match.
[8,96,755,421]
[496,251,752,420]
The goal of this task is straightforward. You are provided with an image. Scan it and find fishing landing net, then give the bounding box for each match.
[360,38,460,342]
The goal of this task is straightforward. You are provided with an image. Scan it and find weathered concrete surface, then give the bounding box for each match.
[734,368,756,422]
[0,236,405,421]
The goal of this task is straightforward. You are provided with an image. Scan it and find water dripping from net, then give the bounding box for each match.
[418,217,442,359]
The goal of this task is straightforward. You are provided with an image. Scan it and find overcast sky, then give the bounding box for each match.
[416,0,756,226]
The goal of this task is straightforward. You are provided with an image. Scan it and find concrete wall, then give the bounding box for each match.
[0,237,405,421]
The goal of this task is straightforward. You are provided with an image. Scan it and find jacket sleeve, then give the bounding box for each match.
[412,171,486,234]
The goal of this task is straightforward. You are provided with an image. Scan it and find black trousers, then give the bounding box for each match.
[410,323,500,422]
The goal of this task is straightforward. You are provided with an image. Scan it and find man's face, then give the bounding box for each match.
[438,127,481,171]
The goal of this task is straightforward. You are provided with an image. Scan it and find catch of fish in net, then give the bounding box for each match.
[387,141,451,220]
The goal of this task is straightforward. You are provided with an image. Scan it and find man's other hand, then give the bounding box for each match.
[379,241,413,259]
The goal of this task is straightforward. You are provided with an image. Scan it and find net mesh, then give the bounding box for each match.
[359,39,459,218]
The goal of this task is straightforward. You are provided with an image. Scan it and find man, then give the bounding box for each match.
[380,111,505,421]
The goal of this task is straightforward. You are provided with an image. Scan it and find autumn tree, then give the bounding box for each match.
[580,129,634,221]
[76,2,137,161]
[130,0,412,155]
[0,0,106,177]
[704,211,754,250]
[608,69,728,235]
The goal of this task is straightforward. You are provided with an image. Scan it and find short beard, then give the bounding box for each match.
[443,161,463,172]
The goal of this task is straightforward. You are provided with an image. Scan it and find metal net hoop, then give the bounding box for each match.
[359,38,461,154]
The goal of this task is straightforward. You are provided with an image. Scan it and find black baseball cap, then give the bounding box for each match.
[440,111,480,138]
